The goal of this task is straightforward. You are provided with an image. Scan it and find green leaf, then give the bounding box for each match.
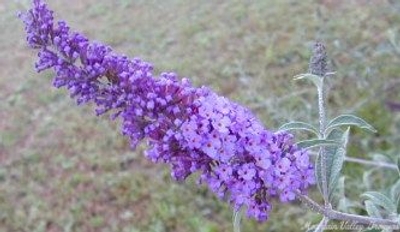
[294,73,323,89]
[372,153,392,163]
[313,128,349,200]
[296,139,338,149]
[365,200,382,218]
[361,191,397,213]
[397,156,400,177]
[390,179,400,213]
[314,152,323,194]
[335,176,348,213]
[390,179,400,203]
[363,169,375,190]
[278,121,319,136]
[328,127,349,197]
[397,195,400,214]
[325,114,377,133]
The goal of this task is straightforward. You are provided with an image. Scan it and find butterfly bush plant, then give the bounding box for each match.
[19,0,400,231]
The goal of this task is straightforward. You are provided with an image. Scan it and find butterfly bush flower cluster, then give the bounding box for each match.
[20,0,314,221]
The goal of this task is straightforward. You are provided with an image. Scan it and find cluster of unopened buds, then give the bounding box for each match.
[20,0,315,221]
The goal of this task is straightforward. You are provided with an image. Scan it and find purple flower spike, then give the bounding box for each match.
[19,0,315,222]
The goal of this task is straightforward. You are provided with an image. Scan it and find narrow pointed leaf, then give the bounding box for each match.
[397,196,400,214]
[325,114,377,133]
[314,152,322,194]
[397,156,400,176]
[294,73,323,89]
[361,191,396,213]
[335,177,350,213]
[390,179,400,202]
[365,200,382,218]
[328,127,349,197]
[278,121,319,136]
[363,170,374,190]
[372,153,392,163]
[314,129,343,197]
[296,139,338,149]
[313,128,349,200]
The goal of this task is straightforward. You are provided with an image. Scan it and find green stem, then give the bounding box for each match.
[314,217,330,232]
[317,76,330,208]
[296,191,399,226]
[233,208,243,232]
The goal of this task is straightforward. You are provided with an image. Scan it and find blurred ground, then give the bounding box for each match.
[0,0,399,231]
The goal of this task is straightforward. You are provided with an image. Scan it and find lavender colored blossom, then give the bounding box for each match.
[19,0,315,222]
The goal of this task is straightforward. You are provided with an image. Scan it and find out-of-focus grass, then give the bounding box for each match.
[1,0,399,231]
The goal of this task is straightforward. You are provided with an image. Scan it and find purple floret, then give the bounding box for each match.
[19,0,315,222]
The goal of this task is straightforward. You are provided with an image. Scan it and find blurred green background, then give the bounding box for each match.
[1,0,399,231]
